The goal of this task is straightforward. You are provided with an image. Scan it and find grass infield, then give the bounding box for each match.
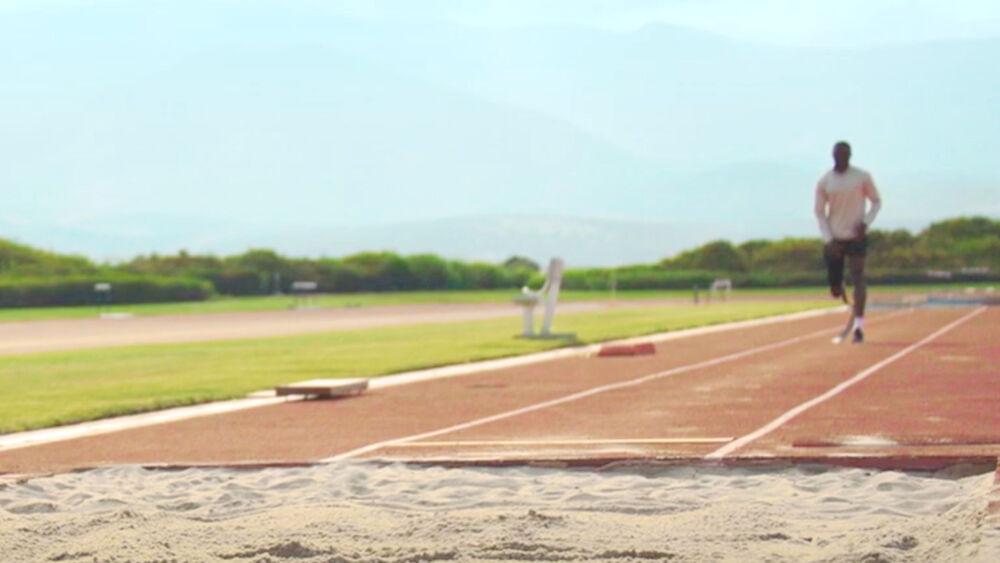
[0,288,778,322]
[0,301,834,434]
[0,284,985,323]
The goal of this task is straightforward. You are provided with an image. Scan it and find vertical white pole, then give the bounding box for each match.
[522,305,535,337]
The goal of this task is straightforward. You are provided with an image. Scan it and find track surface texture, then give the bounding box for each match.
[1,306,996,476]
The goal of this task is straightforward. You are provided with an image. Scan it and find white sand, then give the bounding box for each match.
[0,462,996,562]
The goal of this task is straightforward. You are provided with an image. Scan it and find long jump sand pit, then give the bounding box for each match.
[1,461,995,562]
[1,306,998,560]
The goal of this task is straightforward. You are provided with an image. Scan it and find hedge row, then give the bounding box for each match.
[0,275,213,308]
[123,251,539,296]
[538,267,1000,291]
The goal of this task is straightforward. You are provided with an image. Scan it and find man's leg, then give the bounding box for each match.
[848,254,867,342]
[848,255,866,317]
[824,242,846,299]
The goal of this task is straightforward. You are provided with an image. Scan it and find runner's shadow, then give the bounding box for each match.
[517,332,579,344]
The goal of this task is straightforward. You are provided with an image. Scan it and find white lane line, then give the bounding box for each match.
[705,306,986,460]
[388,438,734,448]
[324,311,910,462]
[0,396,301,452]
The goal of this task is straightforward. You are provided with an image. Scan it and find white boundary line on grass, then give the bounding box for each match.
[325,310,903,462]
[704,306,987,460]
[0,305,843,453]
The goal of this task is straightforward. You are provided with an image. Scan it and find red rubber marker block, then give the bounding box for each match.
[596,344,636,357]
[632,342,656,355]
[596,343,656,357]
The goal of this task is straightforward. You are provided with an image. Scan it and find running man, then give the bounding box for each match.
[814,141,882,343]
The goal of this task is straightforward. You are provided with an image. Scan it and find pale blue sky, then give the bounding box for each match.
[2,1,998,263]
[4,0,1000,46]
[327,0,1000,46]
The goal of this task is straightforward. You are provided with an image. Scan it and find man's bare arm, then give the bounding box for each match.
[863,173,882,227]
[855,173,882,238]
[814,183,833,243]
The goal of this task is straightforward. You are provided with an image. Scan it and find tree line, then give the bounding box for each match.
[561,216,999,290]
[123,251,539,295]
[0,216,996,307]
[661,216,1000,273]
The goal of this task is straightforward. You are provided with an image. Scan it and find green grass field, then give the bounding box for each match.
[0,288,776,322]
[0,283,983,323]
[0,300,834,434]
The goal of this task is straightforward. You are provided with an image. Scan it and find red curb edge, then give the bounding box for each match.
[3,455,996,485]
[395,454,998,472]
[110,454,1000,473]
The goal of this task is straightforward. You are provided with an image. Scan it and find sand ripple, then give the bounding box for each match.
[0,462,996,561]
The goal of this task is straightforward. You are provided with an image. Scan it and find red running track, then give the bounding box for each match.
[0,306,997,476]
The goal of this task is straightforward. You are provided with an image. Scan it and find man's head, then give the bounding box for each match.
[832,141,851,172]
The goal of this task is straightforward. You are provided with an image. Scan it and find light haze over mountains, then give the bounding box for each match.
[2,1,999,265]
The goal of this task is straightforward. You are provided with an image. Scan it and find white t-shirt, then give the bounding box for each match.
[814,166,882,242]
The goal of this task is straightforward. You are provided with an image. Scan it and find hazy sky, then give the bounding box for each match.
[326,0,1000,46]
[2,1,998,262]
[4,0,1000,46]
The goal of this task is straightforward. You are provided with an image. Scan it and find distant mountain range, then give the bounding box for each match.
[1,2,998,265]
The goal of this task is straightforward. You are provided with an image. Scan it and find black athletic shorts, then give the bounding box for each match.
[824,237,867,296]
[828,237,868,258]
